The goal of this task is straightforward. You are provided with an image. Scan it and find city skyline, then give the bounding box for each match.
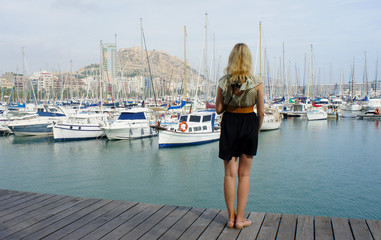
[1,0,380,85]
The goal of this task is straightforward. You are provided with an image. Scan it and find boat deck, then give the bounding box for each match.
[0,189,380,239]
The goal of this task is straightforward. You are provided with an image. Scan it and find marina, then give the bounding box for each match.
[1,116,380,223]
[0,189,381,239]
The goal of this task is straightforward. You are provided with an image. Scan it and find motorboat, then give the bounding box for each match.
[261,108,282,131]
[307,109,328,121]
[53,113,108,141]
[100,108,156,140]
[158,111,220,148]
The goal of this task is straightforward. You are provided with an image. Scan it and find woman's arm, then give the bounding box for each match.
[215,86,225,115]
[256,83,265,131]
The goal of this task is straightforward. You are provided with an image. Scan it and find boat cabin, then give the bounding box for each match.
[175,112,216,133]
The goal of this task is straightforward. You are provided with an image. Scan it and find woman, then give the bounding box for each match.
[215,43,264,229]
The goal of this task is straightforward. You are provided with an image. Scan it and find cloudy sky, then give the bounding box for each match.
[1,0,380,84]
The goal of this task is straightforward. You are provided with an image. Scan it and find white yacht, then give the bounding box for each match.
[100,108,156,140]
[158,111,220,148]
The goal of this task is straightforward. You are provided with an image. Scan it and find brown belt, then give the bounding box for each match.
[226,106,254,113]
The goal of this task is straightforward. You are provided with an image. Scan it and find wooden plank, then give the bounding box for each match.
[198,210,228,240]
[0,192,38,212]
[315,216,333,240]
[0,196,81,239]
[0,195,65,230]
[332,217,354,240]
[138,206,191,240]
[21,198,105,240]
[256,213,281,240]
[80,202,147,240]
[0,189,10,197]
[218,212,250,240]
[61,201,136,240]
[158,207,205,240]
[276,214,297,240]
[120,205,177,240]
[2,197,90,240]
[349,218,373,240]
[0,190,25,202]
[100,204,163,240]
[367,219,381,240]
[295,215,314,240]
[237,212,266,240]
[366,220,381,240]
[0,194,62,223]
[0,194,55,220]
[178,208,220,240]
[0,190,380,240]
[42,200,120,240]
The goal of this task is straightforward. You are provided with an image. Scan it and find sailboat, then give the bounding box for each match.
[257,21,282,130]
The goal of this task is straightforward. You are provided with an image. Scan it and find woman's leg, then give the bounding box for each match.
[224,157,238,221]
[236,153,253,222]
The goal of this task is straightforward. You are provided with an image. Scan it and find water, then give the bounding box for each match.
[0,117,380,220]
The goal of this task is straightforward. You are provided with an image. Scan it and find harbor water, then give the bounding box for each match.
[0,117,380,220]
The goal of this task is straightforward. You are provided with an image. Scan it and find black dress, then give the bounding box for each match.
[218,111,259,161]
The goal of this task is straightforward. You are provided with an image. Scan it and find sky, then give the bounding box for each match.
[1,0,380,85]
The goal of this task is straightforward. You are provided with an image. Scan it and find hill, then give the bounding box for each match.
[79,46,203,81]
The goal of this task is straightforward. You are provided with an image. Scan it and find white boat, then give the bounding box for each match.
[100,108,156,140]
[158,111,220,148]
[307,109,327,121]
[364,98,381,111]
[261,108,281,131]
[7,105,66,136]
[53,113,108,141]
[287,102,310,117]
[0,123,11,135]
[8,115,53,136]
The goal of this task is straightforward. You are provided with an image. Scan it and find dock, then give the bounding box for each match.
[0,189,380,239]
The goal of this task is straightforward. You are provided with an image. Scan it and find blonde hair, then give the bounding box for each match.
[225,43,253,84]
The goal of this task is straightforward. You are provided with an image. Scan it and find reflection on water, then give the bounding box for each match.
[12,135,54,145]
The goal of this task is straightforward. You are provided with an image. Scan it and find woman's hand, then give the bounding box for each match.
[215,87,225,115]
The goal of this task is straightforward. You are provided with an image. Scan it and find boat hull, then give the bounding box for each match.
[307,111,327,121]
[102,126,156,140]
[9,123,52,136]
[261,121,281,131]
[158,130,220,148]
[53,124,104,141]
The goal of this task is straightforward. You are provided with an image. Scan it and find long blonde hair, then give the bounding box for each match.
[225,43,253,84]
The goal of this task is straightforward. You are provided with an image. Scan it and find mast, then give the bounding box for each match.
[351,57,355,99]
[303,53,306,96]
[310,44,314,100]
[183,26,187,100]
[140,18,145,99]
[22,47,26,102]
[363,51,368,97]
[375,55,378,96]
[204,13,209,101]
[259,21,262,76]
[141,25,157,105]
[282,42,285,98]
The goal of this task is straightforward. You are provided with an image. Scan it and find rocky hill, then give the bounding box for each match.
[79,46,203,80]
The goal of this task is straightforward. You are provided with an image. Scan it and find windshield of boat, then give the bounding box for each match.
[179,115,188,122]
[189,115,201,122]
[202,115,211,122]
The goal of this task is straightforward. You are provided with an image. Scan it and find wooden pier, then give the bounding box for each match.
[0,189,380,239]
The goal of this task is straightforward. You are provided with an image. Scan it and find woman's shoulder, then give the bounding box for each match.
[241,75,263,90]
[218,74,232,90]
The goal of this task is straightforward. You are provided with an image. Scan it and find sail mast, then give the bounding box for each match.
[375,55,378,96]
[183,26,187,100]
[259,21,262,76]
